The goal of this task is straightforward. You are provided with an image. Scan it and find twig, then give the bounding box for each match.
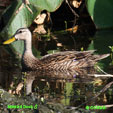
[15,0,33,15]
[88,74,113,77]
[75,81,113,109]
[65,0,79,26]
[65,0,79,17]
[71,35,76,50]
[96,66,108,75]
[23,0,30,4]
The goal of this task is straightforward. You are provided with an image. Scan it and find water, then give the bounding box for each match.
[0,30,113,113]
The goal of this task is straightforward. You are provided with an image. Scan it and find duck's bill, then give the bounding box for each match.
[3,37,16,44]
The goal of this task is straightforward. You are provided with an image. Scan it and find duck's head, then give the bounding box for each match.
[3,28,32,44]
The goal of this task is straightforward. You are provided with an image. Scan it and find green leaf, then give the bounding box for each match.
[30,0,63,12]
[0,0,63,55]
[86,0,113,29]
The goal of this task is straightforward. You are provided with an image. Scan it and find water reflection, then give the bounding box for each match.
[24,67,97,97]
[19,67,110,110]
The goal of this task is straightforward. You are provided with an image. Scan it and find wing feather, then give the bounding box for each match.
[39,50,95,65]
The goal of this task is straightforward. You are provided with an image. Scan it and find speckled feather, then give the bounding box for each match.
[22,50,109,71]
[39,50,109,70]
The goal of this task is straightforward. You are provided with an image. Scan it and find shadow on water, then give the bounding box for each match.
[0,30,113,113]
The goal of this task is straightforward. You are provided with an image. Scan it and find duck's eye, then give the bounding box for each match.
[18,30,22,33]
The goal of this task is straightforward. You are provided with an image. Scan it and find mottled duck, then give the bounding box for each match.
[3,28,109,71]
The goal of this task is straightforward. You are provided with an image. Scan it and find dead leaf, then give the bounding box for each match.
[33,25,46,34]
[34,13,47,24]
[66,25,78,33]
[16,82,24,94]
[70,0,82,8]
[57,43,62,47]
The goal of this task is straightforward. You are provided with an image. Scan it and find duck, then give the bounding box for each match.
[3,28,109,71]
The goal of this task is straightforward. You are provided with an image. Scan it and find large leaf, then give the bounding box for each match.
[0,0,63,55]
[30,0,63,12]
[86,0,113,29]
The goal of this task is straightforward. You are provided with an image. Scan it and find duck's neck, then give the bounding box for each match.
[22,39,37,70]
[21,33,42,71]
[23,38,36,60]
[24,39,32,54]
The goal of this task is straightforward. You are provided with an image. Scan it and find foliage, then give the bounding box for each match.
[0,0,63,55]
[86,0,113,29]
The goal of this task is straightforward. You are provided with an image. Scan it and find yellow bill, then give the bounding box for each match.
[3,37,16,44]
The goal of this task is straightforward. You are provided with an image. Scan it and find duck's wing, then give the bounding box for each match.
[39,50,95,64]
[39,50,109,69]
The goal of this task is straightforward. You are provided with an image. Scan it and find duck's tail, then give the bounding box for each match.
[76,53,110,68]
[93,54,110,61]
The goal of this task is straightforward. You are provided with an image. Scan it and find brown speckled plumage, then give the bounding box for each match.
[22,50,109,71]
[4,28,109,71]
